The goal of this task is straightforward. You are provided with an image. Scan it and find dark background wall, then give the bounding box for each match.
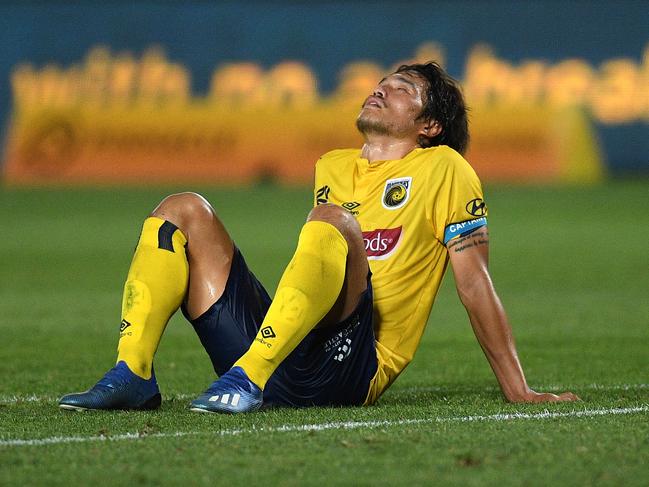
[1,0,647,173]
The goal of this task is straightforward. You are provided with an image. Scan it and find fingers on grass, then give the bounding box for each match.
[558,392,580,401]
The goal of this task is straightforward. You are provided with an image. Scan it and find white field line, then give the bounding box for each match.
[1,383,648,405]
[396,383,649,394]
[1,405,647,448]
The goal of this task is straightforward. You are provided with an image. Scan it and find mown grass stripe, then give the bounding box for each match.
[2,405,647,448]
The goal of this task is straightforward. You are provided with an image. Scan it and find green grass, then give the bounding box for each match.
[1,182,648,486]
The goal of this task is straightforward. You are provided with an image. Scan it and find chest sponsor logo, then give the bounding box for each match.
[316,185,330,205]
[362,226,402,260]
[382,177,412,210]
[466,198,487,217]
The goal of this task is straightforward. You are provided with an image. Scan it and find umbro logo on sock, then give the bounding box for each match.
[255,326,275,348]
[119,319,132,333]
[260,326,276,339]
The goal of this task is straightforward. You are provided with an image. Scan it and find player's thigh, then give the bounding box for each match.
[151,192,234,320]
[184,246,272,376]
[307,204,368,326]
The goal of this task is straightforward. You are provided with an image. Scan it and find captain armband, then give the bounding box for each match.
[443,217,488,245]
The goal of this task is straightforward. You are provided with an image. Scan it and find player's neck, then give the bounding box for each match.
[360,136,419,163]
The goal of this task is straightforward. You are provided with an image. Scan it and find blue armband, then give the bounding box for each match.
[443,217,488,245]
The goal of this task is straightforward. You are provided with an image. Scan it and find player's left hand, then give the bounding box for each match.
[512,390,581,403]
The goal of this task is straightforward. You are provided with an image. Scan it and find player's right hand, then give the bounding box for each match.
[513,390,581,403]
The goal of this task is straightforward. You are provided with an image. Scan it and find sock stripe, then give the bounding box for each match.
[157,221,179,252]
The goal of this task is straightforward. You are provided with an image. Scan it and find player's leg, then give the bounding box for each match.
[307,204,369,329]
[59,192,234,410]
[149,192,235,322]
[191,203,369,413]
[115,192,236,373]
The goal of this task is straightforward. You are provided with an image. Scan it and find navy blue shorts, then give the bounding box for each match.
[183,246,378,407]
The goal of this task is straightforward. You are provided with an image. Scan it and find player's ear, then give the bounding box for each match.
[421,120,442,138]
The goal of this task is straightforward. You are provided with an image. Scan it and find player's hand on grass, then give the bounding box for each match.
[512,390,580,403]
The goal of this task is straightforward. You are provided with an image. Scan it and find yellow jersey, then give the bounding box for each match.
[313,145,487,404]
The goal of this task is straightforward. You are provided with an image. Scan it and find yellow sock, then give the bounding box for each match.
[234,221,348,389]
[116,217,189,379]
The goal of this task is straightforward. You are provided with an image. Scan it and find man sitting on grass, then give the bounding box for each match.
[60,62,578,413]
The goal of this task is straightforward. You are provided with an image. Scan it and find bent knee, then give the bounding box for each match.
[307,204,361,240]
[152,192,215,228]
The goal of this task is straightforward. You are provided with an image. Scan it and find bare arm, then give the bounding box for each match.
[447,226,579,403]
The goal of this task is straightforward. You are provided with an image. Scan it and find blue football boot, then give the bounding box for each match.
[59,361,161,411]
[190,366,263,414]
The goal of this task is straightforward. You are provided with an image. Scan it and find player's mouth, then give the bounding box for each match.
[363,96,384,108]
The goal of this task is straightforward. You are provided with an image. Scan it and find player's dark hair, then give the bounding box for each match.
[395,62,469,154]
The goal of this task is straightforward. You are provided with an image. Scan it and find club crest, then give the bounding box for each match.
[382,177,412,210]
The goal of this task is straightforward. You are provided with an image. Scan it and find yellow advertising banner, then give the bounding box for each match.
[3,44,618,185]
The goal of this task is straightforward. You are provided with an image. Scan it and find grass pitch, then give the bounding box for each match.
[1,182,648,486]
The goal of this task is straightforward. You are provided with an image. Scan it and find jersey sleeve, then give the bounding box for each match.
[430,150,488,245]
[313,158,331,207]
[313,159,322,207]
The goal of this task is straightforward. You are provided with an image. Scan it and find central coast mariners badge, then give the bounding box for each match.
[382,177,412,210]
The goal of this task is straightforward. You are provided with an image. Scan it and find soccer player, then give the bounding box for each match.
[59,62,578,413]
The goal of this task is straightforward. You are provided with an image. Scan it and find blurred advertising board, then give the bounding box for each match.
[1,2,647,185]
[3,44,618,184]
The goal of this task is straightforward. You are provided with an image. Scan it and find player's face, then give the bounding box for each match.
[356,72,429,139]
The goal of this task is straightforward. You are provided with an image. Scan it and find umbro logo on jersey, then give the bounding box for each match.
[382,177,412,210]
[342,201,361,215]
[342,201,360,211]
[466,198,487,217]
[260,326,276,339]
[316,186,330,205]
